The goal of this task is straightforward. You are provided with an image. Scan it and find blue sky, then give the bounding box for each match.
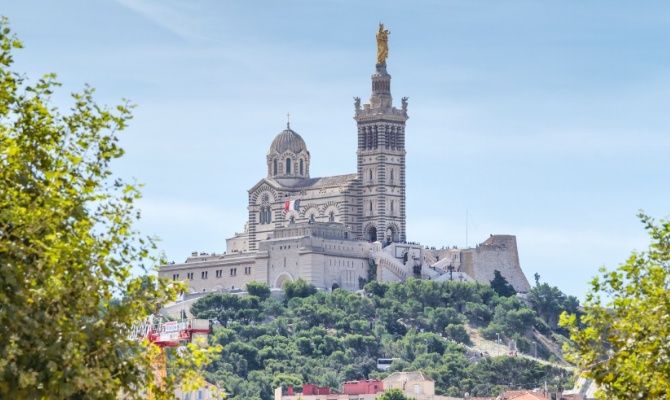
[3,0,668,298]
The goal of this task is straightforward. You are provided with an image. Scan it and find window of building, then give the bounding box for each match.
[329,211,335,222]
[201,271,208,279]
[369,200,373,213]
[285,158,291,174]
[230,268,237,277]
[390,168,394,183]
[273,159,278,175]
[299,159,304,175]
[391,200,394,213]
[260,206,272,224]
[216,270,222,278]
[369,169,373,181]
[187,272,194,280]
[244,266,251,275]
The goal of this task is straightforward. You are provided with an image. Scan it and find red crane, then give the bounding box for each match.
[129,315,212,397]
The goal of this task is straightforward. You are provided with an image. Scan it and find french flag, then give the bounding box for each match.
[283,199,301,213]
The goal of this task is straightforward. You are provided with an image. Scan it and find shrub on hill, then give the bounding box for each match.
[191,279,574,399]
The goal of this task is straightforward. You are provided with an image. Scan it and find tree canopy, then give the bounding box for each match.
[490,270,517,297]
[377,389,413,400]
[0,18,214,398]
[561,213,670,399]
[193,279,572,399]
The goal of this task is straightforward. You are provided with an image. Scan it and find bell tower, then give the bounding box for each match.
[355,23,408,244]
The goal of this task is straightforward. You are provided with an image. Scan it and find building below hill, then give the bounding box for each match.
[158,25,531,298]
[275,371,460,400]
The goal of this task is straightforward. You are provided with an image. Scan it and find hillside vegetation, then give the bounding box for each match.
[191,278,578,399]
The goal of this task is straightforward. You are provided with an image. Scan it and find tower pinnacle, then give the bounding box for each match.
[376,23,390,65]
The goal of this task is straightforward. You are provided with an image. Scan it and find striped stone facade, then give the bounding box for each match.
[244,60,408,251]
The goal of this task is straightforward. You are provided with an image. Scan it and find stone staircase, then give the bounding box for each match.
[370,243,409,282]
[370,242,411,282]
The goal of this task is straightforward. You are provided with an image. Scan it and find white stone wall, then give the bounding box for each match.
[262,232,370,291]
[226,232,249,253]
[158,253,263,294]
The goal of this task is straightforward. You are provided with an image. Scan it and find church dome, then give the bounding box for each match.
[269,124,307,155]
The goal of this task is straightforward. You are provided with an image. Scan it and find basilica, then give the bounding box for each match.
[159,25,530,307]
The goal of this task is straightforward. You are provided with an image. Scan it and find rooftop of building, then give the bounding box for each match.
[263,172,358,190]
[270,221,358,241]
[268,123,308,155]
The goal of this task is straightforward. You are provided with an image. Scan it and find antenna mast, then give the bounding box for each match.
[465,208,469,248]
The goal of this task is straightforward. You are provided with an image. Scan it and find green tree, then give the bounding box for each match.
[0,19,215,398]
[490,270,516,297]
[560,213,670,399]
[378,389,413,400]
[246,281,271,300]
[284,278,317,299]
[528,281,579,329]
[192,293,262,325]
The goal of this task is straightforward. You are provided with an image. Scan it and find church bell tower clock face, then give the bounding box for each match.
[355,23,408,244]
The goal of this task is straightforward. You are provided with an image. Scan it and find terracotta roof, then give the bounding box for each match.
[383,371,433,383]
[502,390,549,400]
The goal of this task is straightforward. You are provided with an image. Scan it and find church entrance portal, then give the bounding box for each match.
[367,226,377,242]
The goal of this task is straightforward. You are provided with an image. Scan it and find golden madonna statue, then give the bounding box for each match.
[376,23,390,64]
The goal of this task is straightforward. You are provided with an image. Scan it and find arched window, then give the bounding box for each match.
[329,211,335,222]
[299,159,304,175]
[259,206,272,224]
[390,169,394,183]
[369,169,373,181]
[273,159,278,175]
[390,200,394,213]
[285,158,291,174]
[369,200,373,213]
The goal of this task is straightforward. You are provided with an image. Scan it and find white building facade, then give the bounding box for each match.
[158,27,530,297]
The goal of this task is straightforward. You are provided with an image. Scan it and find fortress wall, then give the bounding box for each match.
[461,235,531,293]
